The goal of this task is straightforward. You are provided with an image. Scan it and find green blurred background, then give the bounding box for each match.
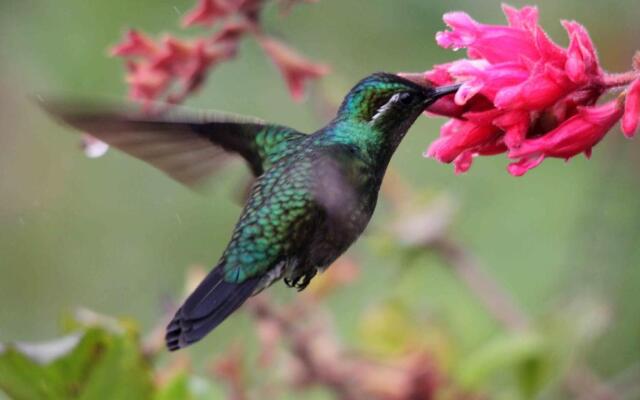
[1,0,639,398]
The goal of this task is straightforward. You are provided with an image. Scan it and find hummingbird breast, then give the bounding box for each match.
[298,143,380,271]
[305,196,375,270]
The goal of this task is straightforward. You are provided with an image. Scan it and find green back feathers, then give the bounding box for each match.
[253,126,306,170]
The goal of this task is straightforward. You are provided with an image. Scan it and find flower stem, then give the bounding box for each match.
[603,71,639,88]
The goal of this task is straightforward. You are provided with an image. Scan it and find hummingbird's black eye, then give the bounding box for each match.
[396,92,414,106]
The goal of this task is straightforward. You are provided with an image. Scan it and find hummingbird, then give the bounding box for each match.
[43,72,459,351]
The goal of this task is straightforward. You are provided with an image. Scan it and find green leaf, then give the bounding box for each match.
[456,332,552,398]
[0,321,154,400]
[153,374,226,400]
[154,373,191,400]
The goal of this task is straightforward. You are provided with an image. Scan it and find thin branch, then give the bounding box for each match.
[247,297,363,400]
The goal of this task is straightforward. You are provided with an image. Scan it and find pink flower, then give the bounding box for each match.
[110,0,327,109]
[112,32,226,109]
[421,4,639,176]
[258,36,329,101]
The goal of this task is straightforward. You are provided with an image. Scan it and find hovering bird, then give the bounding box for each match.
[43,72,459,350]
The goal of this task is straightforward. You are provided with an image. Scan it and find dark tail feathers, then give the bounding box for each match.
[166,266,260,351]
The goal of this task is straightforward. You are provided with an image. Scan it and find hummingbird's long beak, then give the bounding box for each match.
[429,83,461,99]
[396,72,461,103]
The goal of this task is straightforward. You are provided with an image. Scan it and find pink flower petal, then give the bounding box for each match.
[507,154,544,176]
[509,100,623,161]
[182,0,235,27]
[454,151,474,174]
[436,12,480,50]
[562,21,598,64]
[493,110,530,149]
[562,21,602,84]
[424,63,456,85]
[565,37,588,84]
[448,60,529,103]
[437,10,540,64]
[426,120,498,163]
[494,63,572,110]
[110,30,158,58]
[502,4,539,30]
[258,36,329,101]
[622,78,640,137]
[533,26,567,65]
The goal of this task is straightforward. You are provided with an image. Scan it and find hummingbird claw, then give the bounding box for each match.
[284,269,317,291]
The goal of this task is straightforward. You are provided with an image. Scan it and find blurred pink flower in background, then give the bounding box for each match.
[258,36,330,101]
[421,4,640,176]
[110,0,327,110]
[111,31,227,106]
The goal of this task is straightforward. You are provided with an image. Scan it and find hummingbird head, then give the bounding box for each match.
[336,72,460,133]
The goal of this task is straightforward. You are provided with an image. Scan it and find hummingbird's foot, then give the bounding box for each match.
[284,269,317,292]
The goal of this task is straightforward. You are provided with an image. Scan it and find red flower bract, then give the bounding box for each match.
[423,4,639,176]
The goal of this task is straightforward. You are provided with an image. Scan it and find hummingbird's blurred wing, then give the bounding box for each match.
[39,99,307,186]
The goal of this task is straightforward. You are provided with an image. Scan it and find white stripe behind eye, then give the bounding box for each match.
[371,93,400,123]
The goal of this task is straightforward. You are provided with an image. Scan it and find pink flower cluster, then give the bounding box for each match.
[110,0,328,109]
[422,4,640,176]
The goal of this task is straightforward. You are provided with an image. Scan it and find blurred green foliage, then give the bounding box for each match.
[1,0,640,398]
[0,327,153,399]
[0,312,225,400]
